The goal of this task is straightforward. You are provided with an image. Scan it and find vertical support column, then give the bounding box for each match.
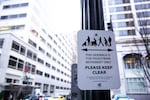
[80,0,111,100]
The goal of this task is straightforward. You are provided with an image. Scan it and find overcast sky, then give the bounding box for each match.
[42,0,81,33]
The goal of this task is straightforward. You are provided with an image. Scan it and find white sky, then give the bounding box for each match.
[42,0,81,33]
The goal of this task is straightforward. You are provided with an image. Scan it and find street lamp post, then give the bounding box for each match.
[80,0,111,100]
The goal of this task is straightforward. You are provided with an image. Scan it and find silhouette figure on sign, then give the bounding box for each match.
[108,36,112,46]
[87,36,90,46]
[91,38,97,46]
[104,37,108,46]
[98,37,104,46]
[82,41,87,46]
[81,35,112,47]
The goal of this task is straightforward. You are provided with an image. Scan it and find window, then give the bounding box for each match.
[3,2,28,9]
[140,28,150,35]
[31,64,36,74]
[0,13,27,20]
[35,82,41,88]
[3,5,10,9]
[39,36,46,43]
[21,3,29,7]
[115,29,136,36]
[36,70,43,76]
[37,58,44,64]
[108,0,130,5]
[134,0,149,2]
[11,41,26,55]
[138,20,150,26]
[11,25,25,30]
[123,53,142,69]
[45,62,50,68]
[50,85,54,93]
[20,46,25,55]
[27,50,32,58]
[9,15,17,19]
[26,50,37,61]
[113,21,134,28]
[48,35,53,40]
[52,66,56,70]
[0,38,4,48]
[52,57,56,62]
[126,78,147,93]
[17,59,24,71]
[46,52,51,58]
[39,46,45,53]
[0,16,8,19]
[28,39,37,48]
[51,75,55,80]
[109,6,131,12]
[112,13,133,20]
[19,13,27,18]
[137,11,150,18]
[8,56,17,69]
[47,43,52,49]
[12,41,20,52]
[8,55,30,71]
[43,84,49,93]
[45,73,50,78]
[135,4,150,10]
[33,53,37,61]
[6,78,12,83]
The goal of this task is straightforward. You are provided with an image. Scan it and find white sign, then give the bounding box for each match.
[77,30,120,90]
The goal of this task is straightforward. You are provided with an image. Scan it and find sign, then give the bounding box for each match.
[77,30,120,90]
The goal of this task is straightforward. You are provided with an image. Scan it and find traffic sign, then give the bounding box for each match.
[77,30,120,90]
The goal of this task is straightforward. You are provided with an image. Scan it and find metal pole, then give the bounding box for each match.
[81,0,111,100]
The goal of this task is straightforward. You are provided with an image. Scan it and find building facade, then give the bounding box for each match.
[0,0,74,99]
[103,0,150,100]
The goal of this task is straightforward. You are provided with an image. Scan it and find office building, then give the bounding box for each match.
[103,0,150,100]
[0,0,74,99]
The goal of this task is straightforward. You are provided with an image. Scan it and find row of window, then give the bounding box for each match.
[115,29,136,36]
[28,37,71,72]
[108,0,130,5]
[3,2,28,9]
[0,13,27,20]
[30,29,72,65]
[135,3,150,10]
[8,55,71,84]
[12,40,37,61]
[109,6,131,12]
[108,0,149,5]
[35,82,70,94]
[126,78,147,93]
[8,55,36,74]
[109,3,150,12]
[5,78,70,94]
[137,11,150,18]
[124,53,150,69]
[113,21,135,28]
[134,0,150,2]
[112,13,133,20]
[36,68,70,84]
[11,40,71,78]
[0,25,25,31]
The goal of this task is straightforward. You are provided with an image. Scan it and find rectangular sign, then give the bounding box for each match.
[77,30,120,90]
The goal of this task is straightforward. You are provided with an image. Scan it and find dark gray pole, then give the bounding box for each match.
[81,0,111,100]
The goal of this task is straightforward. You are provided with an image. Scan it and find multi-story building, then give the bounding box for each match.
[103,0,150,100]
[0,0,74,99]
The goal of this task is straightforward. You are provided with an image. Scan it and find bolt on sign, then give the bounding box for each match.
[77,30,120,90]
